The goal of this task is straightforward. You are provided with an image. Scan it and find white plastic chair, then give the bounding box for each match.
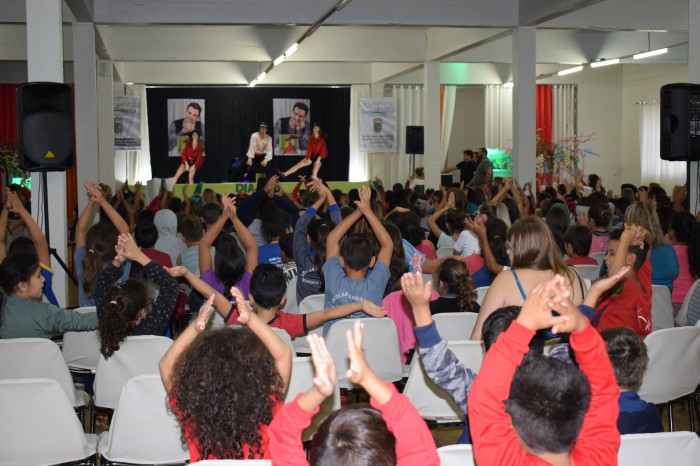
[437,444,476,466]
[282,275,298,314]
[285,356,341,441]
[98,374,188,465]
[618,431,700,465]
[0,338,90,414]
[436,247,454,259]
[403,340,484,424]
[92,335,173,432]
[291,294,325,354]
[638,326,700,431]
[271,327,296,356]
[62,306,101,373]
[325,318,403,389]
[433,312,479,342]
[588,252,606,266]
[651,285,674,331]
[572,264,601,281]
[675,278,700,326]
[475,286,489,305]
[0,378,97,466]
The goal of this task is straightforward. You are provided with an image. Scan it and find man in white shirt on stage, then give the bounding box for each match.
[246,122,273,179]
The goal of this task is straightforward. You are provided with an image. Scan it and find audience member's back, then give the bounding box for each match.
[154,209,186,266]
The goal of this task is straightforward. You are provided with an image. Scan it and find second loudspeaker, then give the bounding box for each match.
[405,126,424,154]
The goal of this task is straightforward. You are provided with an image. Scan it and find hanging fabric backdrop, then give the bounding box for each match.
[147,86,350,182]
[639,100,685,190]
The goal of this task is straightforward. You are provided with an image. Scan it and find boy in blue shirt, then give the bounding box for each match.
[322,186,392,336]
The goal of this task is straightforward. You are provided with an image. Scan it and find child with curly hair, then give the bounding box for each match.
[159,290,292,462]
[429,258,479,314]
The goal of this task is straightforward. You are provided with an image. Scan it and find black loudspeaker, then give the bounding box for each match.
[660,83,700,162]
[405,125,424,154]
[16,82,74,172]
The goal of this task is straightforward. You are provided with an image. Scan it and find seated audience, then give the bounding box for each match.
[277,233,298,285]
[564,225,597,265]
[154,209,186,266]
[429,258,480,315]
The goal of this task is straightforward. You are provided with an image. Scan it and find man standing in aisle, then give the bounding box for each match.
[246,122,273,180]
[471,147,493,188]
[442,149,477,186]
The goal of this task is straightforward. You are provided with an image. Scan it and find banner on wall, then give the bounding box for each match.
[358,97,396,152]
[114,96,141,150]
[273,98,311,155]
[167,99,206,158]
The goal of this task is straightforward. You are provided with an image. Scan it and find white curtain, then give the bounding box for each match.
[386,85,423,184]
[440,85,457,169]
[348,84,371,182]
[115,85,152,183]
[551,85,576,143]
[484,85,512,149]
[639,100,685,189]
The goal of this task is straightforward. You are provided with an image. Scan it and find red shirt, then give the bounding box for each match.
[225,306,307,338]
[305,136,328,160]
[142,248,173,269]
[593,260,653,338]
[468,321,620,465]
[566,256,599,266]
[181,143,205,168]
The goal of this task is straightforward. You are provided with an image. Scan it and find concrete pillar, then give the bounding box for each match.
[689,0,700,215]
[512,26,537,185]
[423,61,441,189]
[73,23,99,215]
[26,0,68,306]
[97,60,116,190]
[370,81,385,181]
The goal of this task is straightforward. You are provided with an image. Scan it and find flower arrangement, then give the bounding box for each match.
[0,143,30,184]
[536,134,599,188]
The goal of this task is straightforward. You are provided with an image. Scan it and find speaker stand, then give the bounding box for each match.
[40,171,78,287]
[409,153,416,179]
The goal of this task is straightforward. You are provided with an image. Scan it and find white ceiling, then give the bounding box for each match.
[0,0,692,84]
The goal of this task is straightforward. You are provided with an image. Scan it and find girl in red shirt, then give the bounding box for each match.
[280,124,328,180]
[173,130,205,184]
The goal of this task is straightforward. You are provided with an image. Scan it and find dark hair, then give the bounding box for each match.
[214,235,247,301]
[647,185,671,210]
[340,234,374,272]
[82,222,120,299]
[564,225,592,257]
[505,355,591,454]
[508,217,573,282]
[463,149,474,156]
[170,327,283,460]
[612,198,630,217]
[134,220,158,249]
[0,251,40,295]
[8,236,36,255]
[261,209,291,242]
[482,306,546,354]
[656,207,674,236]
[435,259,476,312]
[300,189,320,208]
[307,217,333,288]
[689,222,700,278]
[546,204,569,239]
[98,280,150,358]
[446,188,467,211]
[200,203,221,226]
[331,189,344,205]
[501,197,520,224]
[396,212,424,247]
[609,229,648,271]
[249,264,286,309]
[445,209,467,235]
[293,101,309,116]
[168,197,184,215]
[588,174,604,192]
[137,209,156,224]
[600,327,648,390]
[484,217,509,270]
[186,102,202,114]
[309,404,396,466]
[588,203,612,229]
[278,233,294,260]
[181,215,204,243]
[382,222,409,295]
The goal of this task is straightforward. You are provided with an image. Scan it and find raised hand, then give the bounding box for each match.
[346,320,370,385]
[516,275,571,332]
[623,224,649,248]
[229,286,252,324]
[585,266,630,308]
[401,272,432,308]
[465,216,487,239]
[308,334,336,397]
[446,192,455,209]
[194,294,215,333]
[361,300,387,318]
[221,192,237,218]
[577,211,589,226]
[355,185,372,213]
[117,233,141,260]
[165,265,188,277]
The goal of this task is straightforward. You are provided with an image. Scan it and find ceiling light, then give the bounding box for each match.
[256,72,267,81]
[249,79,258,87]
[503,82,514,88]
[557,66,583,76]
[633,48,668,60]
[274,55,286,66]
[125,82,134,85]
[285,43,299,57]
[590,58,620,68]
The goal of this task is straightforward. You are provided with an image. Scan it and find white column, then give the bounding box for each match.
[689,0,700,215]
[97,60,116,190]
[26,0,68,306]
[73,23,99,215]
[512,26,537,185]
[369,82,385,181]
[423,61,441,189]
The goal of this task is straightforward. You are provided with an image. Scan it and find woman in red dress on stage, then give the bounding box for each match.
[280,123,327,180]
[173,130,205,184]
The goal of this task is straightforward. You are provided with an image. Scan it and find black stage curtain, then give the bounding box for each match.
[147,86,351,182]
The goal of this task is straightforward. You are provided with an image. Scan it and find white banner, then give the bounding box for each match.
[114,96,141,150]
[359,97,396,152]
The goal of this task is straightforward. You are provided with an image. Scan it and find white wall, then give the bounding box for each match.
[445,86,485,172]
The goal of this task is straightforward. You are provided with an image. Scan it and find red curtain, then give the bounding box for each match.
[536,85,552,144]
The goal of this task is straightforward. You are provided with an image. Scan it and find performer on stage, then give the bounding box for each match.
[172,129,205,184]
[246,122,273,179]
[279,123,327,180]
